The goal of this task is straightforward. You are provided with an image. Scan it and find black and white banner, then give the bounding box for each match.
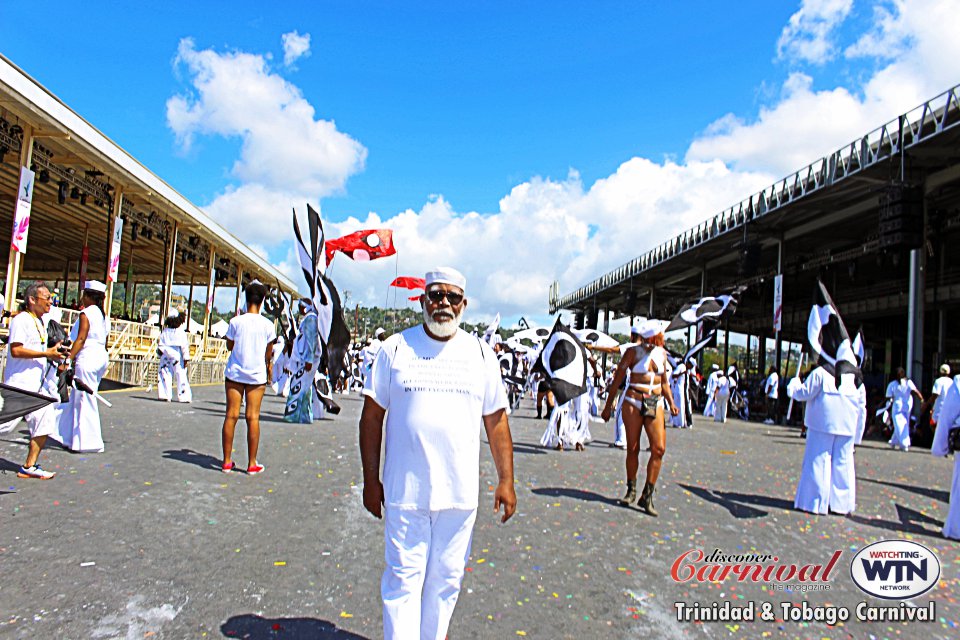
[807,280,862,386]
[533,319,589,405]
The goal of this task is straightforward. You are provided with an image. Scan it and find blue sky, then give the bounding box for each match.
[2,1,958,325]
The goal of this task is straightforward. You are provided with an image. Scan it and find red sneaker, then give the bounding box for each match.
[222,461,235,473]
[247,464,265,475]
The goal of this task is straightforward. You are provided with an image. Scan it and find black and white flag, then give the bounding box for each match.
[667,286,746,362]
[514,326,552,342]
[292,205,352,389]
[807,280,862,387]
[533,319,589,405]
[666,286,745,332]
[573,328,618,349]
[0,384,59,432]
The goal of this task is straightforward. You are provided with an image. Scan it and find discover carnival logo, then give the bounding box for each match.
[671,548,842,584]
[849,540,941,600]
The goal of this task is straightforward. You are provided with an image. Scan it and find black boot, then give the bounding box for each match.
[619,480,637,505]
[637,482,658,517]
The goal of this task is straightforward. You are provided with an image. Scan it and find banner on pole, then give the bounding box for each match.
[79,245,90,288]
[11,167,35,253]
[773,274,783,332]
[107,218,124,282]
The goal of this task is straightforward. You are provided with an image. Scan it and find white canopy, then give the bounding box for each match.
[210,319,230,338]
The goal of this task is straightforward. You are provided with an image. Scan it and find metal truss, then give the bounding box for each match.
[550,84,960,313]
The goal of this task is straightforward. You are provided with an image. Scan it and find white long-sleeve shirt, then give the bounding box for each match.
[932,375,960,457]
[787,367,867,438]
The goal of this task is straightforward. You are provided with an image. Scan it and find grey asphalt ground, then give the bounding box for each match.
[1,385,957,639]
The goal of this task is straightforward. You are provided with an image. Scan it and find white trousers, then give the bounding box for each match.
[52,348,108,452]
[945,456,960,540]
[382,506,477,640]
[703,395,716,418]
[713,393,730,422]
[889,410,911,448]
[794,430,856,515]
[158,358,192,402]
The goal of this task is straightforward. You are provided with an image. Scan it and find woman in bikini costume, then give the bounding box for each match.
[601,319,679,515]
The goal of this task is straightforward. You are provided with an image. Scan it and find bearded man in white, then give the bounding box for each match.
[359,267,517,640]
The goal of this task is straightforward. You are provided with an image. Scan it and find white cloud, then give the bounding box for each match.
[171,4,960,325]
[845,0,911,59]
[690,0,960,177]
[322,161,771,323]
[166,36,366,248]
[776,0,854,64]
[281,31,311,66]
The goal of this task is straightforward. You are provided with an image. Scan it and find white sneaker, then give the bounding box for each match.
[18,465,56,480]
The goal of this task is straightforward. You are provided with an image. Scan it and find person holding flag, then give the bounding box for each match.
[601,319,679,516]
[787,281,867,515]
[284,298,321,423]
[7,282,64,479]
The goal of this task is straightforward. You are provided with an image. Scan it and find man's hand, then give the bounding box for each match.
[45,342,64,360]
[305,362,313,372]
[494,479,517,523]
[363,479,385,519]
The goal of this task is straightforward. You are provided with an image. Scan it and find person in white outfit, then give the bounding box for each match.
[7,282,65,479]
[788,350,868,515]
[931,374,960,540]
[927,364,954,426]
[669,362,689,428]
[885,367,923,451]
[763,367,780,424]
[51,281,110,453]
[269,335,291,397]
[703,364,720,417]
[587,326,642,447]
[713,372,731,423]
[359,267,516,640]
[157,312,192,403]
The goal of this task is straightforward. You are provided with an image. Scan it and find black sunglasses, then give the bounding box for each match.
[426,289,464,305]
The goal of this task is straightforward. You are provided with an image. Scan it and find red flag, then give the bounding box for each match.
[325,229,396,265]
[408,294,421,302]
[390,276,426,290]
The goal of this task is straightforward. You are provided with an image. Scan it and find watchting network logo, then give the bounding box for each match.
[849,540,941,600]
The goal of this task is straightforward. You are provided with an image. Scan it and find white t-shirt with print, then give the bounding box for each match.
[364,326,508,511]
[224,312,277,385]
[4,311,48,392]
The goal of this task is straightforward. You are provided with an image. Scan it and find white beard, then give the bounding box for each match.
[423,307,462,338]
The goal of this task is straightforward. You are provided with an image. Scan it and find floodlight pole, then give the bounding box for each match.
[161,221,179,320]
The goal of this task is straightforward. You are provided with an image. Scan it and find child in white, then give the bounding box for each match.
[157,313,192,402]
